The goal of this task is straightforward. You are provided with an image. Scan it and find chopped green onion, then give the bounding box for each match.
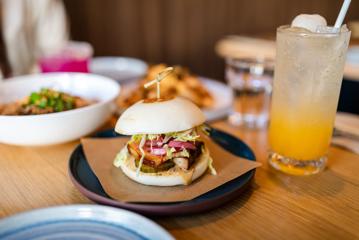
[24,88,76,112]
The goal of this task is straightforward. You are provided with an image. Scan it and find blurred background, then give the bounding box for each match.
[1,0,359,117]
[64,0,359,79]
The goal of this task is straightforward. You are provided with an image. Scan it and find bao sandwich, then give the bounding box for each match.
[113,97,216,186]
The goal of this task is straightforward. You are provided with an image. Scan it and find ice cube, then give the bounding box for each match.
[287,26,313,34]
[291,14,327,32]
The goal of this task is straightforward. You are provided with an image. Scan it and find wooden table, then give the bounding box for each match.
[1,120,359,239]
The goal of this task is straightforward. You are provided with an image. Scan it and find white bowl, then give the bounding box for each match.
[90,57,148,82]
[0,73,120,146]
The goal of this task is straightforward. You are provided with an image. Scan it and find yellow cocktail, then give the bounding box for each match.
[268,25,350,175]
[270,110,334,160]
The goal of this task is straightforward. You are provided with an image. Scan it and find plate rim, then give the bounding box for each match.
[68,128,256,216]
[90,56,148,82]
[0,204,173,240]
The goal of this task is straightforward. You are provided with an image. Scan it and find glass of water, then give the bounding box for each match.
[225,58,273,129]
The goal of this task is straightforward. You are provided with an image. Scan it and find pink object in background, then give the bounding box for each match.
[39,41,93,73]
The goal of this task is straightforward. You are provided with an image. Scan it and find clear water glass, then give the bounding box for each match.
[225,58,273,129]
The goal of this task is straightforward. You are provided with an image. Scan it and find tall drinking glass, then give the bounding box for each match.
[268,26,351,175]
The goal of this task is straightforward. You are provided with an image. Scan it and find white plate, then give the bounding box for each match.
[120,77,233,121]
[0,73,120,146]
[200,77,233,121]
[0,205,173,240]
[90,57,148,82]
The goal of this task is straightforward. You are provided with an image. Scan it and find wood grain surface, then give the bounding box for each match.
[0,119,359,239]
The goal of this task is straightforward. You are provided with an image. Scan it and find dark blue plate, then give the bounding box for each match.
[69,128,256,216]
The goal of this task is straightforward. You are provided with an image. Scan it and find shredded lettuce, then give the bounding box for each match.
[198,124,211,136]
[136,134,147,176]
[147,134,158,140]
[113,145,128,167]
[202,145,216,175]
[164,145,176,158]
[165,129,200,142]
[163,145,190,159]
[208,156,217,175]
[130,134,143,143]
[161,148,189,160]
[130,128,200,143]
[180,148,189,158]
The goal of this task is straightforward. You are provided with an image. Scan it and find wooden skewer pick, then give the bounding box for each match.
[144,67,174,99]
